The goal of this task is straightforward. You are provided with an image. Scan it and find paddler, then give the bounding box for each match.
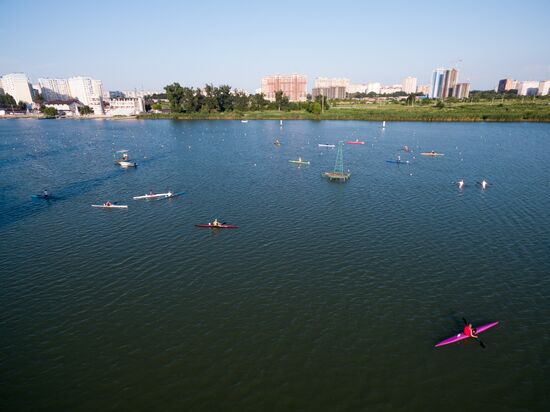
[481,180,488,189]
[105,201,112,206]
[43,189,49,198]
[464,323,478,339]
[212,218,220,227]
[458,179,464,189]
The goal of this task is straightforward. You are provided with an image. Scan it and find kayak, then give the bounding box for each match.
[435,321,499,347]
[195,224,239,229]
[386,160,410,164]
[421,152,444,156]
[119,161,137,168]
[92,204,128,209]
[133,192,184,200]
[318,144,335,148]
[346,140,365,145]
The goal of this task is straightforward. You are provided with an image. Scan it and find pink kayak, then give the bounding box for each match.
[346,140,365,145]
[435,321,499,347]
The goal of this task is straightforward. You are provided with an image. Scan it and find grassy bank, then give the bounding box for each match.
[138,101,550,122]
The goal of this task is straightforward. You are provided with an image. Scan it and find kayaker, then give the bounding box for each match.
[43,189,49,198]
[458,179,464,189]
[463,323,478,339]
[105,201,112,206]
[212,218,220,227]
[481,180,488,189]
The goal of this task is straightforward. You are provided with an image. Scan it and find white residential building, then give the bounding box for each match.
[67,76,104,114]
[538,80,550,96]
[403,76,417,94]
[346,84,368,94]
[517,81,539,96]
[380,84,403,94]
[105,97,145,116]
[313,77,349,89]
[0,73,33,104]
[367,82,381,94]
[38,78,72,101]
[123,90,160,98]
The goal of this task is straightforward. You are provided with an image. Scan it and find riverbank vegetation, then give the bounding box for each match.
[139,83,550,122]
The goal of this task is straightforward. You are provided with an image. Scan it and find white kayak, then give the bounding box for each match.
[318,144,336,148]
[92,204,128,209]
[133,192,174,200]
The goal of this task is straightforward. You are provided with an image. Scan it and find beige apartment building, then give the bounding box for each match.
[261,74,307,102]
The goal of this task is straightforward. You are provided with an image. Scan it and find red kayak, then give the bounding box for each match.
[346,140,365,145]
[435,321,499,347]
[195,224,239,229]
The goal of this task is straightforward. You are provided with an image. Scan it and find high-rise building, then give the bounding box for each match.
[0,73,33,104]
[441,68,459,98]
[312,78,349,99]
[430,68,459,99]
[366,82,381,94]
[517,81,539,96]
[452,83,471,99]
[497,78,518,93]
[261,74,307,102]
[429,68,445,98]
[416,84,430,95]
[380,84,403,94]
[38,78,71,101]
[537,80,550,96]
[403,77,417,94]
[346,84,368,94]
[67,76,104,114]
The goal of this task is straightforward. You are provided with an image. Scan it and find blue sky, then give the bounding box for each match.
[1,0,549,92]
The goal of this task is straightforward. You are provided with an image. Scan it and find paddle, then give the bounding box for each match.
[463,317,485,348]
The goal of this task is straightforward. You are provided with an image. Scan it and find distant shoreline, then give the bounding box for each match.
[2,108,550,123]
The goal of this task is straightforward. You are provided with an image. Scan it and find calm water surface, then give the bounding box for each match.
[0,119,549,411]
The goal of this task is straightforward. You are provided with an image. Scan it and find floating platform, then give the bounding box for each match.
[322,171,351,182]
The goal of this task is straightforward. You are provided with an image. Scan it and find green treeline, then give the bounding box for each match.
[163,83,327,114]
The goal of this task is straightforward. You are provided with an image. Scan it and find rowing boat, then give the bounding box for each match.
[435,321,499,347]
[92,204,128,209]
[132,191,184,200]
[195,223,239,229]
[318,144,335,148]
[421,152,444,156]
[289,158,310,165]
[32,194,59,200]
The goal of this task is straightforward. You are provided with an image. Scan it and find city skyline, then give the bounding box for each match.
[1,1,549,92]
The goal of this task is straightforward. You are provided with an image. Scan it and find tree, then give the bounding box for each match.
[275,90,289,111]
[203,84,219,112]
[250,93,268,111]
[406,94,416,106]
[435,100,445,109]
[0,93,17,109]
[181,87,198,112]
[215,85,233,112]
[80,105,94,115]
[42,107,58,117]
[233,91,250,112]
[17,101,27,111]
[306,101,321,114]
[33,92,44,105]
[165,83,185,112]
[151,102,162,111]
[315,95,330,110]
